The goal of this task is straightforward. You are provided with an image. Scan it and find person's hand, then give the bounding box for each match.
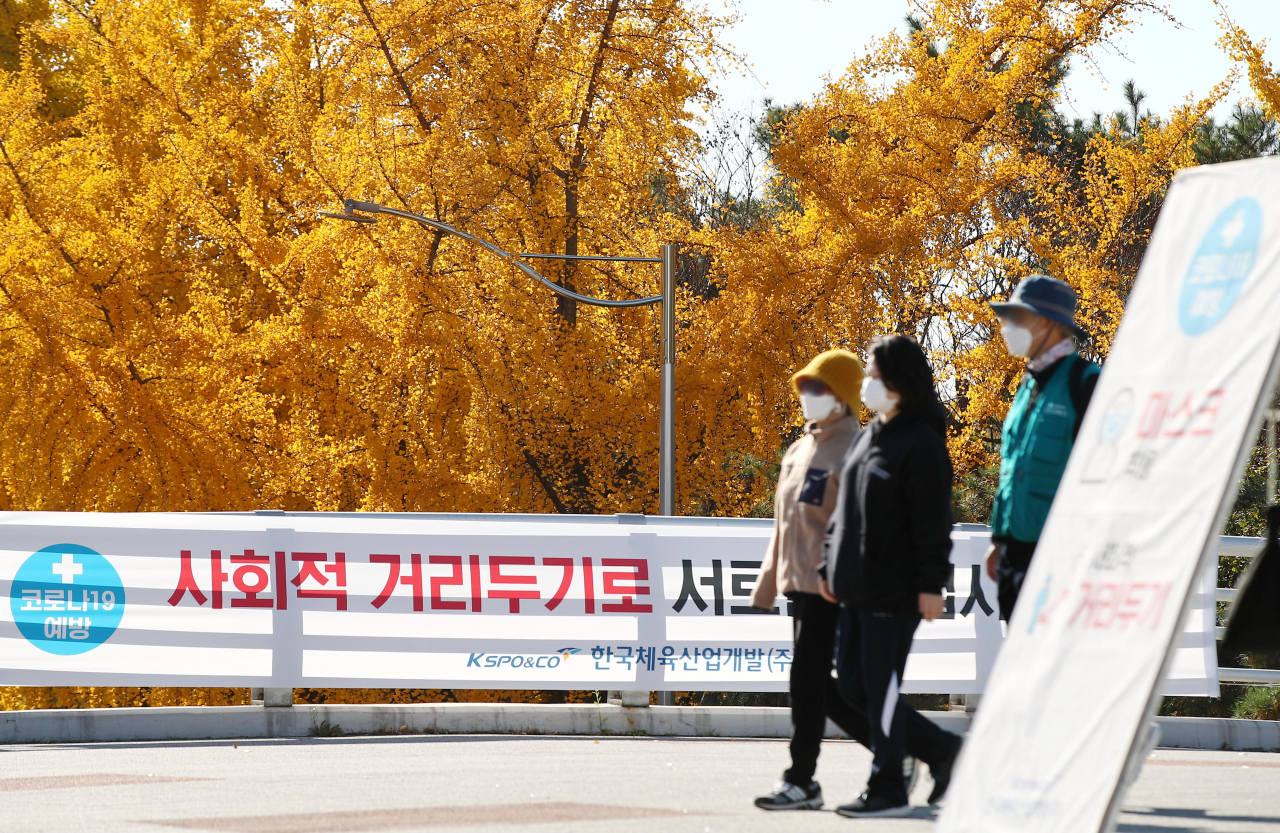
[818,579,838,604]
[919,592,945,622]
[984,543,1001,582]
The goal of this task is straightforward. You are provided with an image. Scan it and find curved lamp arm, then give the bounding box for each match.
[319,199,663,309]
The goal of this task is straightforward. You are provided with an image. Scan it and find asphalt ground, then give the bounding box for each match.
[1,734,1278,832]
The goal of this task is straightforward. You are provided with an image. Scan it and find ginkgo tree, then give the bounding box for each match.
[0,0,1273,520]
[0,0,729,516]
[695,0,1237,479]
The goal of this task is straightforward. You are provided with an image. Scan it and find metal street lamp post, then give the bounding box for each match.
[320,199,677,516]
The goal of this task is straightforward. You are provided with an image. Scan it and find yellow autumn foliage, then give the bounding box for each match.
[697,0,1228,473]
[0,0,1264,514]
[1218,6,1280,119]
[1,0,732,516]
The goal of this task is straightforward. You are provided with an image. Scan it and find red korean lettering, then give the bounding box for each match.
[1190,389,1226,437]
[212,550,228,609]
[1115,582,1146,630]
[430,555,465,611]
[1089,582,1119,630]
[372,553,423,611]
[229,550,273,609]
[1162,394,1194,438]
[543,557,575,611]
[1067,582,1097,628]
[1137,393,1170,439]
[402,554,423,612]
[468,554,482,612]
[291,552,348,610]
[488,556,539,613]
[371,554,400,609]
[583,557,596,614]
[274,551,287,610]
[600,558,653,613]
[167,550,208,607]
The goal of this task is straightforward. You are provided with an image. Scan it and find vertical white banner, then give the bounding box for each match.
[940,158,1280,832]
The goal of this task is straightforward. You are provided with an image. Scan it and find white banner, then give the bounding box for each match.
[0,513,1217,695]
[941,159,1280,833]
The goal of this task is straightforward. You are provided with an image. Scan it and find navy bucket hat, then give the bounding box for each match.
[990,275,1087,340]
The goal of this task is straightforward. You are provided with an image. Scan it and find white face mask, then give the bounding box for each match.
[800,393,842,422]
[1000,322,1034,358]
[861,376,899,414]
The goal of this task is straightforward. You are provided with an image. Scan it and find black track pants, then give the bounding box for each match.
[996,539,1038,621]
[783,592,872,786]
[834,607,959,804]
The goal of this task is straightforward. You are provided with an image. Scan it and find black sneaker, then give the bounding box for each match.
[754,780,823,810]
[904,754,920,797]
[835,791,911,818]
[927,734,964,805]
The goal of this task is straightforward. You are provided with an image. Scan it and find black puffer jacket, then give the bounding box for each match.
[822,408,954,614]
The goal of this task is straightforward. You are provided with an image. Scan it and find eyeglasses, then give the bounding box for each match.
[796,378,833,395]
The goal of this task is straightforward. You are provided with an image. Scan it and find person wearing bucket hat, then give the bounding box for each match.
[984,275,1100,621]
[752,349,921,811]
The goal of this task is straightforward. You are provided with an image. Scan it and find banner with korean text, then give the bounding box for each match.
[940,158,1280,833]
[0,513,1217,693]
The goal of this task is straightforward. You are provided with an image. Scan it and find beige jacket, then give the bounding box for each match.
[750,414,859,608]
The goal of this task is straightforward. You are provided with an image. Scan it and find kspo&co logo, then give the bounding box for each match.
[9,544,126,654]
[1178,197,1262,335]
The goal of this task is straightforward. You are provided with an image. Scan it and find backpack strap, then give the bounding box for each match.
[1067,355,1099,440]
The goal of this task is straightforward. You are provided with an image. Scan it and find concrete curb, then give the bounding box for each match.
[0,703,969,745]
[1156,715,1280,752]
[0,704,1274,751]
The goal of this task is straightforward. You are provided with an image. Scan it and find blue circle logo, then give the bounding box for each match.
[1179,197,1262,335]
[1098,388,1134,443]
[9,544,125,655]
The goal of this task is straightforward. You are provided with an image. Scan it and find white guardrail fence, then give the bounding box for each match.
[1215,536,1280,687]
[0,512,1272,703]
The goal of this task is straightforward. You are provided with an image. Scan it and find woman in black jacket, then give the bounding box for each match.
[819,335,964,818]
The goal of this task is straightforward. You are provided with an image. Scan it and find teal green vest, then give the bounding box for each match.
[991,355,1099,542]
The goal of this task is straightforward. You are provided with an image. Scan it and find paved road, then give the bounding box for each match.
[1,735,1278,832]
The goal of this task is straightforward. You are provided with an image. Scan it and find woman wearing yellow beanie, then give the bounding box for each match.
[752,349,919,810]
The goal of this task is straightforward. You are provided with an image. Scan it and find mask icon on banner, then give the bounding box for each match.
[800,393,842,422]
[1000,322,1034,358]
[1081,388,1136,483]
[861,377,899,414]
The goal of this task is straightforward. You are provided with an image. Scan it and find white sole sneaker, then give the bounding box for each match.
[755,796,823,811]
[835,802,912,818]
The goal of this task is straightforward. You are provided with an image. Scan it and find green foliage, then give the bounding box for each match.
[1194,104,1280,164]
[1161,687,1244,718]
[676,691,789,707]
[1232,686,1280,721]
[753,99,804,214]
[309,719,344,737]
[952,466,998,525]
[1234,650,1280,671]
[1224,449,1272,539]
[694,445,789,518]
[905,15,941,60]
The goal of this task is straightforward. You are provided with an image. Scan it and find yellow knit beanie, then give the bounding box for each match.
[791,349,865,409]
